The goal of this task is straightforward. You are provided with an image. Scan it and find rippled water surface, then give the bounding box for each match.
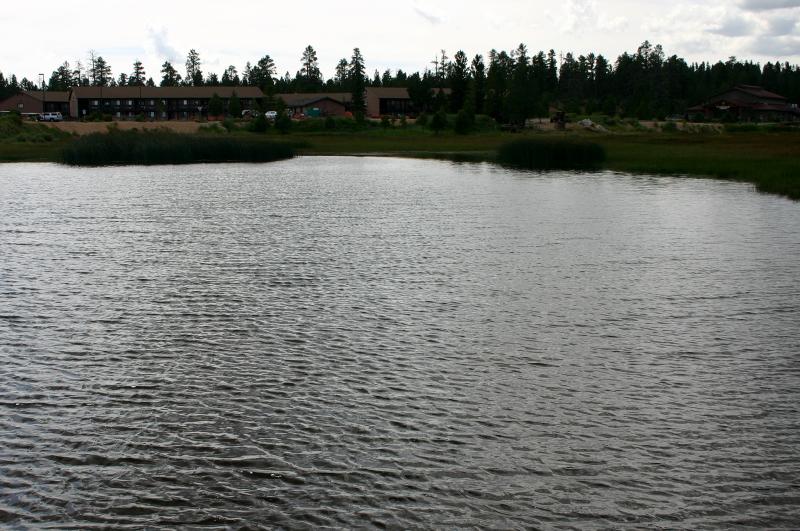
[1,158,799,529]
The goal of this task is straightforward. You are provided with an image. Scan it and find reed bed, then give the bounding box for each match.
[60,129,294,166]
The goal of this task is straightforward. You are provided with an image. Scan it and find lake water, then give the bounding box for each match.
[1,157,799,529]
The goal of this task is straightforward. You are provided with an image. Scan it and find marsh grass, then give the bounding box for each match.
[496,137,606,170]
[60,129,295,166]
[597,133,800,199]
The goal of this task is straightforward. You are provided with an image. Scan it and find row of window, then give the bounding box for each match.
[86,99,249,106]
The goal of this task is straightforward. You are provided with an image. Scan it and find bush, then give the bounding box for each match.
[275,113,292,134]
[660,121,678,132]
[135,113,147,122]
[60,129,295,166]
[250,113,269,133]
[416,113,428,127]
[454,110,475,135]
[223,118,238,132]
[430,109,447,134]
[325,116,336,130]
[496,138,606,170]
[380,115,391,129]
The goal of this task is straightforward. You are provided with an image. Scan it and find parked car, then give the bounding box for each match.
[264,111,278,121]
[38,112,63,122]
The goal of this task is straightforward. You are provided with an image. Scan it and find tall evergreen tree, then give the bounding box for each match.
[300,45,321,83]
[449,50,470,112]
[349,48,367,116]
[160,61,181,86]
[130,60,146,86]
[185,49,203,86]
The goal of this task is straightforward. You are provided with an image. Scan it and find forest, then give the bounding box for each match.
[2,42,799,122]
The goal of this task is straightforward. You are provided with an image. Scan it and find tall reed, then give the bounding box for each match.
[61,129,294,166]
[496,138,606,170]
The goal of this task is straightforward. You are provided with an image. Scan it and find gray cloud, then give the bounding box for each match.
[710,16,755,36]
[768,16,798,34]
[413,7,442,25]
[740,0,800,11]
[750,35,800,55]
[147,27,180,62]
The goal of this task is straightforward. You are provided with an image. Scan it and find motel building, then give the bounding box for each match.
[0,90,70,118]
[68,86,264,120]
[1,85,452,120]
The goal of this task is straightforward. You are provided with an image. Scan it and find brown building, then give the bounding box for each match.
[688,85,800,122]
[69,86,265,120]
[0,90,70,116]
[277,87,451,118]
[278,93,350,117]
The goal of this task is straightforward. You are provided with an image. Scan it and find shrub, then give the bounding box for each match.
[430,109,447,134]
[660,121,678,132]
[275,113,292,134]
[250,113,269,133]
[60,129,295,166]
[496,138,606,170]
[223,118,238,132]
[325,116,336,130]
[454,109,475,135]
[416,113,428,127]
[380,115,391,129]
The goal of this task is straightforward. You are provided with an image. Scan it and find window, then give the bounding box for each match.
[91,100,99,106]
[116,111,120,117]
[128,100,133,105]
[116,100,120,105]
[149,100,155,105]
[183,100,188,105]
[150,111,155,118]
[17,103,23,109]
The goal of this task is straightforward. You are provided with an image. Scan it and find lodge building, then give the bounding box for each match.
[68,86,264,120]
[688,85,800,122]
[0,90,70,116]
[1,84,452,120]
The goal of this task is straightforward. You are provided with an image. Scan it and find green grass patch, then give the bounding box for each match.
[60,129,296,166]
[496,137,606,170]
[596,132,800,199]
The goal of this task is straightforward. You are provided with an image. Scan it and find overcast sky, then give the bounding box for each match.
[2,0,799,83]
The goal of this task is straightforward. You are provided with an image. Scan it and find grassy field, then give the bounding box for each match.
[1,119,798,200]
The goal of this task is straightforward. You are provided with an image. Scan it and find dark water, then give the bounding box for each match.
[1,158,799,529]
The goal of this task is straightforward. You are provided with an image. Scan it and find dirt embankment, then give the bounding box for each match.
[44,121,206,135]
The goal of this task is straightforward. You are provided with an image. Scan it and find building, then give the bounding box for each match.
[0,90,70,117]
[278,93,350,117]
[69,86,264,120]
[276,87,451,118]
[687,85,800,122]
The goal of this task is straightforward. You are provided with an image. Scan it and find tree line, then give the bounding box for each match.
[2,42,799,122]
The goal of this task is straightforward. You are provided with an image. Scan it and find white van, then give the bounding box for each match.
[38,112,63,122]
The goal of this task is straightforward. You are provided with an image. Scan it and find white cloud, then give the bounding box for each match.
[0,0,797,83]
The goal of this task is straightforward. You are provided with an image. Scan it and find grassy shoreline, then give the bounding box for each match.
[1,125,798,200]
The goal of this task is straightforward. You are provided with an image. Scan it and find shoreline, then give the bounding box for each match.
[1,126,798,200]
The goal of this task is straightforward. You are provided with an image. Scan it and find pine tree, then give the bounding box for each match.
[160,61,181,87]
[349,48,367,116]
[449,50,470,112]
[185,49,203,86]
[130,60,146,86]
[300,45,321,83]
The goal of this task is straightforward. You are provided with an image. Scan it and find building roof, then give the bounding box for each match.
[70,86,264,99]
[732,84,787,101]
[277,92,352,106]
[23,90,71,102]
